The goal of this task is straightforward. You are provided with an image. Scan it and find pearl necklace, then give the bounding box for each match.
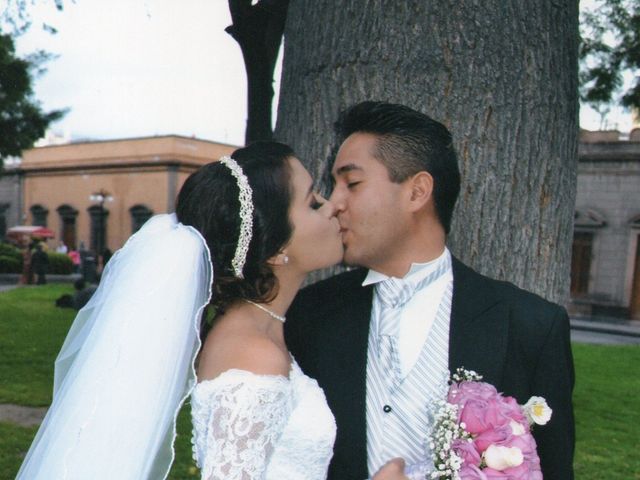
[244,300,286,323]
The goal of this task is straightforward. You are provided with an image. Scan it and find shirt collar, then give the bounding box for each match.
[362,247,450,287]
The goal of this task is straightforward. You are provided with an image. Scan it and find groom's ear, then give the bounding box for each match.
[406,171,434,213]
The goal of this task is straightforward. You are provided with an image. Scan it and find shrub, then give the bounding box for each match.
[47,252,73,275]
[0,243,22,263]
[0,255,21,273]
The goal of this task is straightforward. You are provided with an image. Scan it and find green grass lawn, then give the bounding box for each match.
[1,285,639,479]
[0,284,76,406]
[572,343,640,479]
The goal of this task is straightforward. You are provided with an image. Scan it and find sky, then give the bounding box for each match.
[11,0,636,147]
[14,0,264,146]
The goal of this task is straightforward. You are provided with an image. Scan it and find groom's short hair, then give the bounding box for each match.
[333,101,461,234]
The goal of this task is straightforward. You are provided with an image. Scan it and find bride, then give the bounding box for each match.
[17,141,408,479]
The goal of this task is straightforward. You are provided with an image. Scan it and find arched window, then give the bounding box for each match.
[57,204,79,250]
[30,204,49,227]
[130,205,154,234]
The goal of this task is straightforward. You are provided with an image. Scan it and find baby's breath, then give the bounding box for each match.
[427,368,479,480]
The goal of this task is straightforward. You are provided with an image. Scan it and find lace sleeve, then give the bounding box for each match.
[191,371,293,480]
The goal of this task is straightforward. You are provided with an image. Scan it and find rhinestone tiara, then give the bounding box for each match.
[219,156,254,278]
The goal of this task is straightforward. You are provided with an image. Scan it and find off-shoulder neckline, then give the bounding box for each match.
[194,356,299,389]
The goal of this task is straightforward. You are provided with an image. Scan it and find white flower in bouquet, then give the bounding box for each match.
[483,445,524,470]
[523,396,552,426]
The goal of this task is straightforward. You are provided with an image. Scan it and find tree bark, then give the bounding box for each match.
[274,0,579,303]
[227,0,288,145]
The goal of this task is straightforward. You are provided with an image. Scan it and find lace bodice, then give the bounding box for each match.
[191,359,336,479]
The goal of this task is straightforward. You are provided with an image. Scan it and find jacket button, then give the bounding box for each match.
[383,405,392,413]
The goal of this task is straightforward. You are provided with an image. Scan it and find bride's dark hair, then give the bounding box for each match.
[176,141,294,331]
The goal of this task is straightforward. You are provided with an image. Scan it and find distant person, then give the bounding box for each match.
[54,280,97,310]
[20,245,33,285]
[68,249,81,273]
[56,242,68,254]
[72,278,97,310]
[31,244,49,285]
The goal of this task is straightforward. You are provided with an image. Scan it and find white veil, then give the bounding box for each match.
[17,213,213,480]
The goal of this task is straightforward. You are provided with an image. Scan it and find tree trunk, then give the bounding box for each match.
[275,0,579,304]
[227,0,288,145]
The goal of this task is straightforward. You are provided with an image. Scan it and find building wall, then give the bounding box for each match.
[24,167,172,250]
[0,170,22,238]
[573,133,640,317]
[576,160,640,302]
[16,135,237,251]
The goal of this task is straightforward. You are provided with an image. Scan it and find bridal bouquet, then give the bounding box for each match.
[425,368,551,480]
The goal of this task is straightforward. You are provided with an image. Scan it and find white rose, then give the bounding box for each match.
[510,420,525,435]
[484,445,524,470]
[523,396,553,425]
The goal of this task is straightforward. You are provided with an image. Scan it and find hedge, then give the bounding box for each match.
[47,252,73,275]
[0,255,21,274]
[0,244,74,275]
[0,243,22,263]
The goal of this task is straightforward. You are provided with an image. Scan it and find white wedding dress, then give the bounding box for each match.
[191,358,336,479]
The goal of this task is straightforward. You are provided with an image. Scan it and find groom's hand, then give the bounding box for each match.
[372,458,410,480]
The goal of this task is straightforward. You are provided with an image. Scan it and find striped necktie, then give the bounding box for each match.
[375,259,450,391]
[376,278,413,392]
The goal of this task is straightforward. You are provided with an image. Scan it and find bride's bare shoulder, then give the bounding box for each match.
[197,315,290,382]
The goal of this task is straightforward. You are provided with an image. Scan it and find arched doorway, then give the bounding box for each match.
[88,205,109,254]
[57,204,79,249]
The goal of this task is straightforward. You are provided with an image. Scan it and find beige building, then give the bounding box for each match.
[19,135,237,253]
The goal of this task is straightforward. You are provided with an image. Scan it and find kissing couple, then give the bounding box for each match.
[18,101,575,480]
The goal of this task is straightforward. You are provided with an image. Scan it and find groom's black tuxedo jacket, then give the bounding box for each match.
[285,257,575,480]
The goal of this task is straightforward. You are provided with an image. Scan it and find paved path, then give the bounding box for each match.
[0,404,47,427]
[570,317,640,345]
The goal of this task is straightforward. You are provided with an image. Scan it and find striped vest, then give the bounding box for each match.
[366,262,452,475]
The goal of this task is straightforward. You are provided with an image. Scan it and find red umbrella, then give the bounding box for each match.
[6,225,55,240]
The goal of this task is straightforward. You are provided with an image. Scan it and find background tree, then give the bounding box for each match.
[226,0,288,145]
[580,0,640,121]
[1,0,64,35]
[0,32,64,169]
[274,1,579,304]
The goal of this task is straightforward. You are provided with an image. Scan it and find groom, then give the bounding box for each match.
[285,101,574,479]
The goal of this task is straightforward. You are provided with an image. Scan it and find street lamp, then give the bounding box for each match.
[89,189,113,256]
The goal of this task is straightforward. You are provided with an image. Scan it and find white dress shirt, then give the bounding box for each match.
[363,248,453,378]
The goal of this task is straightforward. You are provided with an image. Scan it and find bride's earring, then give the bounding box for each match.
[283,255,289,265]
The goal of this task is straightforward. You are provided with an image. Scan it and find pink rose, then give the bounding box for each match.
[478,429,542,480]
[498,396,529,427]
[459,464,489,480]
[509,432,537,456]
[452,438,481,466]
[473,423,512,452]
[460,397,511,434]
[448,381,499,406]
[501,458,542,480]
[480,467,511,479]
[510,434,542,477]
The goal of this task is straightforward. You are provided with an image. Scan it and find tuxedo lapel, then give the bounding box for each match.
[318,269,373,480]
[449,258,509,387]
